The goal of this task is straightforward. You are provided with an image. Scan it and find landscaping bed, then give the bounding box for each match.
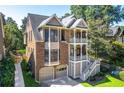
[81,75,124,87]
[21,60,40,87]
[0,58,15,87]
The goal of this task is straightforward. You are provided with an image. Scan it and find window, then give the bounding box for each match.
[82,45,86,55]
[76,45,81,56]
[51,49,58,62]
[76,32,81,38]
[70,45,74,56]
[61,30,65,41]
[45,29,49,42]
[82,32,86,38]
[45,49,49,63]
[50,29,58,42]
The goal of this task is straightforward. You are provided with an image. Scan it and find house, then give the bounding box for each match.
[24,13,100,82]
[0,12,5,61]
[106,26,124,43]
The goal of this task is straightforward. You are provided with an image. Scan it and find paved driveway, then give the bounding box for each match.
[43,77,83,87]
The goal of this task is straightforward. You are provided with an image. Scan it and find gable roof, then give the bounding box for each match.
[27,13,88,41]
[119,29,124,36]
[61,15,76,27]
[71,18,88,28]
[106,27,122,37]
[38,14,63,28]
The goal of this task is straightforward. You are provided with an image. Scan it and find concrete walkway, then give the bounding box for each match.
[43,77,83,87]
[14,62,25,87]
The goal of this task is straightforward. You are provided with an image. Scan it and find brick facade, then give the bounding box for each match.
[35,42,44,81]
[25,13,89,82]
[60,42,68,65]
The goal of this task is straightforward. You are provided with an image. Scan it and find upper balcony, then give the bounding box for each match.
[70,55,87,61]
[69,30,87,43]
[70,38,87,43]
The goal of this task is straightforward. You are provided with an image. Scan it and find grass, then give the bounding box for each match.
[22,71,40,87]
[81,75,124,87]
[21,61,40,87]
[119,71,124,81]
[16,49,26,55]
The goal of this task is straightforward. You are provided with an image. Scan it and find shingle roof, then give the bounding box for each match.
[28,13,88,41]
[28,13,49,41]
[71,18,88,28]
[38,14,63,28]
[61,15,76,27]
[106,27,122,36]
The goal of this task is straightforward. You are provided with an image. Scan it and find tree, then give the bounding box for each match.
[20,17,27,32]
[70,5,124,61]
[61,13,71,19]
[4,17,23,52]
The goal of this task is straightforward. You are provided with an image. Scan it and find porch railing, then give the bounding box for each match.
[70,38,87,43]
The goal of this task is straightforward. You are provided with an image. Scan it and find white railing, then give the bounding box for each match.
[70,38,87,43]
[70,55,86,61]
[80,60,100,81]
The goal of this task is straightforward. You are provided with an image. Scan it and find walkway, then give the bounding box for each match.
[43,76,83,87]
[14,62,25,87]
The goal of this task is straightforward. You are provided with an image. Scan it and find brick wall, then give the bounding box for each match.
[35,42,44,81]
[60,42,68,65]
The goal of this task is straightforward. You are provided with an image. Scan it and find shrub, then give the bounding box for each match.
[21,60,40,87]
[100,65,109,73]
[119,71,124,81]
[0,58,15,87]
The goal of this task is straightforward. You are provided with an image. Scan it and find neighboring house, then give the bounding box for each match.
[0,12,5,61]
[106,26,124,43]
[24,13,100,82]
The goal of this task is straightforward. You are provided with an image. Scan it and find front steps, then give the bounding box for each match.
[80,60,100,81]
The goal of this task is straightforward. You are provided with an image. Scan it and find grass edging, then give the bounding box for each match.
[21,60,40,87]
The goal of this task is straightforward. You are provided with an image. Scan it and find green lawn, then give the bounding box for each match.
[81,75,124,87]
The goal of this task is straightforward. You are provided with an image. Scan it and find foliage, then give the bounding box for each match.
[20,17,27,32]
[108,41,124,66]
[21,60,40,87]
[70,5,124,64]
[4,17,24,52]
[61,13,71,19]
[0,57,15,87]
[16,49,26,55]
[81,75,124,87]
[100,65,109,73]
[119,71,124,81]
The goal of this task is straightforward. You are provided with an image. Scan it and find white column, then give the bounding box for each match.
[74,29,76,78]
[80,44,82,76]
[86,30,88,43]
[49,27,51,66]
[81,30,83,60]
[74,29,76,61]
[86,44,88,60]
[85,30,88,60]
[81,30,82,43]
[58,28,60,64]
[67,64,68,77]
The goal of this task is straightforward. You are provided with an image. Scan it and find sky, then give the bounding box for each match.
[0,5,124,27]
[0,5,70,27]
